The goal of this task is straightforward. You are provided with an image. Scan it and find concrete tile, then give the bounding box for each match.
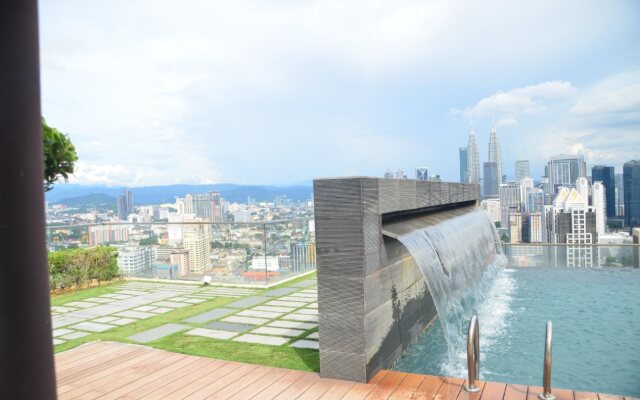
[225,296,270,309]
[296,309,318,316]
[252,327,305,337]
[306,303,318,309]
[115,310,155,319]
[268,320,317,330]
[51,306,76,313]
[52,328,74,337]
[306,332,319,340]
[291,280,317,288]
[262,287,300,297]
[185,328,237,340]
[110,318,136,326]
[88,298,114,304]
[282,313,318,323]
[233,334,289,346]
[69,322,115,332]
[252,306,296,313]
[266,300,307,308]
[290,340,319,349]
[183,308,235,324]
[168,297,190,302]
[183,298,206,304]
[133,306,157,312]
[222,316,269,325]
[65,301,98,308]
[53,338,65,345]
[278,297,312,303]
[60,331,90,340]
[236,310,282,319]
[150,307,173,314]
[93,316,119,324]
[128,323,189,343]
[203,321,254,333]
[151,301,190,308]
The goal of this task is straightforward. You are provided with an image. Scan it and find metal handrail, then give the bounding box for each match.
[538,321,556,400]
[463,315,481,393]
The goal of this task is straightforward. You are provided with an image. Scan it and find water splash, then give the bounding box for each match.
[398,209,506,362]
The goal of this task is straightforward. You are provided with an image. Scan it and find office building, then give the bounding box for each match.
[481,198,501,223]
[615,173,624,217]
[546,154,587,195]
[526,189,545,213]
[185,192,221,222]
[117,190,133,220]
[88,225,129,246]
[483,162,499,197]
[592,165,616,219]
[515,160,530,181]
[466,129,480,184]
[499,182,522,228]
[488,128,503,185]
[576,177,589,204]
[117,245,155,275]
[290,241,317,272]
[592,182,606,234]
[459,147,468,183]
[623,160,640,227]
[415,167,429,181]
[233,210,252,223]
[170,249,190,276]
[183,224,211,274]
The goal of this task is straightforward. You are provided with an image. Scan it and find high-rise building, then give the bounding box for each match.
[615,173,624,217]
[592,181,606,234]
[415,167,429,181]
[481,198,501,223]
[170,249,190,276]
[526,189,545,213]
[515,160,530,181]
[459,147,468,183]
[576,177,589,204]
[183,223,211,274]
[88,225,129,246]
[384,169,394,179]
[623,160,640,227]
[466,129,480,184]
[488,128,503,185]
[546,155,587,195]
[592,165,615,219]
[185,192,221,222]
[483,162,499,197]
[499,182,522,228]
[290,241,317,272]
[117,190,133,220]
[116,245,155,274]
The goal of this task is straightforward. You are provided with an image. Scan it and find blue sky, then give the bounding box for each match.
[40,0,640,186]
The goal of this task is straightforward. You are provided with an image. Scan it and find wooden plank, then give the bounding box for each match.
[479,381,506,400]
[365,371,408,399]
[250,369,308,400]
[574,392,598,400]
[527,385,544,400]
[388,373,426,399]
[271,372,322,400]
[226,366,289,400]
[297,376,352,400]
[318,379,358,400]
[599,394,625,400]
[166,361,245,399]
[553,388,575,400]
[56,342,136,373]
[342,370,389,400]
[56,346,148,384]
[411,375,444,400]
[434,377,464,400]
[503,384,528,400]
[139,359,228,400]
[54,342,112,364]
[183,363,260,400]
[457,380,486,400]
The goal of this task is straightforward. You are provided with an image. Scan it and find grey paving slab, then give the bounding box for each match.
[110,318,136,326]
[151,301,190,308]
[65,301,98,308]
[290,339,319,349]
[93,316,119,323]
[52,328,75,337]
[282,313,318,323]
[183,298,206,304]
[306,303,318,309]
[61,331,90,340]
[291,280,317,288]
[53,338,65,345]
[233,334,289,346]
[279,296,312,303]
[100,294,124,299]
[128,323,189,343]
[222,316,269,325]
[203,321,254,333]
[306,332,319,339]
[185,328,237,340]
[51,315,85,329]
[252,305,296,313]
[150,307,173,314]
[69,322,115,332]
[89,298,115,304]
[262,287,300,297]
[252,327,305,337]
[115,310,155,319]
[183,308,235,324]
[51,306,77,313]
[117,290,150,296]
[266,300,307,308]
[168,297,190,302]
[225,296,270,309]
[268,320,317,330]
[288,293,317,299]
[236,310,283,319]
[110,294,133,299]
[133,306,157,312]
[296,308,318,315]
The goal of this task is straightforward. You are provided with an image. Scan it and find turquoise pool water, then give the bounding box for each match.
[394,267,640,397]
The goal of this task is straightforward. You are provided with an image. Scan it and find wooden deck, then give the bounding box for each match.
[55,341,631,400]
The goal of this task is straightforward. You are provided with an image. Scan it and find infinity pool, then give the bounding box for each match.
[394,267,640,397]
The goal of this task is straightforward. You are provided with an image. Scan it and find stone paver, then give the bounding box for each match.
[69,322,115,333]
[151,301,190,308]
[268,320,317,330]
[168,297,190,302]
[89,298,114,304]
[291,280,316,288]
[252,327,305,337]
[65,301,98,308]
[150,307,173,313]
[282,313,318,322]
[203,321,254,333]
[279,296,312,303]
[253,305,296,313]
[306,332,319,339]
[183,308,235,324]
[61,331,90,340]
[51,306,77,313]
[115,310,155,319]
[225,296,270,309]
[133,306,156,312]
[262,287,300,297]
[266,300,307,308]
[128,323,189,343]
[110,318,137,326]
[296,308,318,315]
[93,316,119,324]
[306,303,318,309]
[183,298,206,304]
[233,334,289,346]
[185,328,237,340]
[290,339,319,349]
[53,328,74,337]
[53,338,65,345]
[236,310,283,319]
[222,316,270,325]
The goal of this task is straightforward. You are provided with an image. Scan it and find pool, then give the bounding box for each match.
[393,267,640,397]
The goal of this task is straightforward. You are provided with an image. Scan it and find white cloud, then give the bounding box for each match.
[495,118,518,128]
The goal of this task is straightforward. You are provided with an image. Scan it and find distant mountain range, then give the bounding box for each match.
[47,183,314,206]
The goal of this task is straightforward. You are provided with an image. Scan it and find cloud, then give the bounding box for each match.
[495,118,518,128]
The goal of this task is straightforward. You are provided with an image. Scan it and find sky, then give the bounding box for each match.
[40,0,640,186]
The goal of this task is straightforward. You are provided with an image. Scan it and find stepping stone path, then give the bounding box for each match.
[233,334,289,346]
[290,339,319,349]
[186,328,237,340]
[183,308,235,324]
[128,323,190,343]
[203,321,254,333]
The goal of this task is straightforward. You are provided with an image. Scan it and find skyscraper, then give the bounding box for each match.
[515,160,530,181]
[117,190,133,220]
[488,128,503,185]
[623,160,640,227]
[459,147,468,183]
[592,165,615,219]
[415,167,429,181]
[546,155,587,195]
[499,182,522,228]
[466,130,480,184]
[185,192,222,222]
[483,162,499,198]
[615,173,624,217]
[592,181,606,234]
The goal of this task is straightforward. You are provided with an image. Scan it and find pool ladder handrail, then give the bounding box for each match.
[538,321,555,400]
[463,315,481,393]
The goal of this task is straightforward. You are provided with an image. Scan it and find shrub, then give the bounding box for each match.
[48,247,120,290]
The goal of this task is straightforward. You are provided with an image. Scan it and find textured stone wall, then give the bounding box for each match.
[314,177,480,382]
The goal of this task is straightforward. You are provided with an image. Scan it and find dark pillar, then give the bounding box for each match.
[0,1,57,399]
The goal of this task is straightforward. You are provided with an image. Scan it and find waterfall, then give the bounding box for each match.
[398,208,506,361]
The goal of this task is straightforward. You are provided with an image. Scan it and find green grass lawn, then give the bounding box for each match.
[52,272,320,372]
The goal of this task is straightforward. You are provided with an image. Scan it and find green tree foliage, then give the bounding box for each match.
[42,118,78,191]
[48,247,120,290]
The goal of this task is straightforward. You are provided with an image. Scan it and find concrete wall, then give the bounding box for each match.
[313,177,480,382]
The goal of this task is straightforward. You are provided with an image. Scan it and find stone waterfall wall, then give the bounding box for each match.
[313,177,480,382]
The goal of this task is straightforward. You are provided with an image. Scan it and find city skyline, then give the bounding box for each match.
[40,1,640,186]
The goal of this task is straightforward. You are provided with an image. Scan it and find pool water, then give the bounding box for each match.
[393,267,640,397]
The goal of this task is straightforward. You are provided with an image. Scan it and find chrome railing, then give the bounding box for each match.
[539,321,556,400]
[464,315,481,393]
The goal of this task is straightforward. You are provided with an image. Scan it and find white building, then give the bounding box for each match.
[233,210,252,223]
[466,129,480,184]
[250,256,280,271]
[183,223,211,274]
[488,128,503,184]
[481,198,501,223]
[117,245,156,275]
[592,181,606,235]
[499,182,522,228]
